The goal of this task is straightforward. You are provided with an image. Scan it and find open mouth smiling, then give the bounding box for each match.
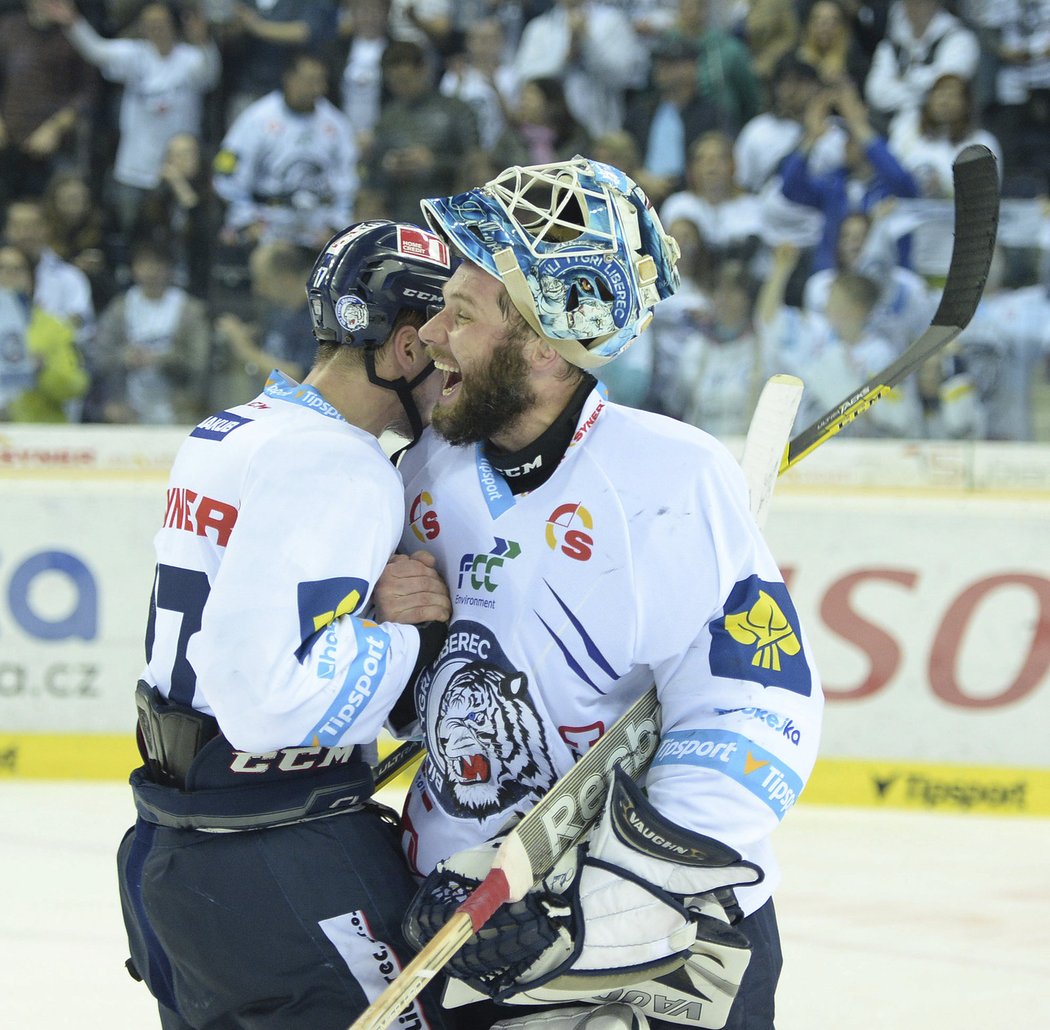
[434,359,462,397]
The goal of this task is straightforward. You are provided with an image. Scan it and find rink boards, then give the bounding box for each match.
[1,426,1048,816]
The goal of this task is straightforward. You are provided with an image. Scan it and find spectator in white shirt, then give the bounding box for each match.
[213,50,358,248]
[888,72,1002,280]
[512,0,648,136]
[864,0,980,131]
[661,130,764,265]
[334,0,393,158]
[439,17,518,152]
[48,0,220,232]
[3,196,93,335]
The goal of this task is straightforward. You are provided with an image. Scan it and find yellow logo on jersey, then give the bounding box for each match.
[312,589,362,633]
[724,590,801,672]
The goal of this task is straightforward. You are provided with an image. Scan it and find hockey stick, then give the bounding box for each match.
[352,376,804,1030]
[742,374,804,526]
[781,142,999,472]
[371,375,804,796]
[354,687,662,1030]
[356,148,999,1027]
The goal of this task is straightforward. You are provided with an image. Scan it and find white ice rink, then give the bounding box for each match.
[2,783,1048,1029]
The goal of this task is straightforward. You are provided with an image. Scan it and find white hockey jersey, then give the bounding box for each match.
[143,371,422,754]
[397,388,824,915]
[213,91,358,246]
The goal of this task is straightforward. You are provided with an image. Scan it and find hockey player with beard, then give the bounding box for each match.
[118,221,458,1029]
[377,158,824,1030]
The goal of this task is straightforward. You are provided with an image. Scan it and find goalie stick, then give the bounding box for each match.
[353,145,999,1030]
[781,142,999,472]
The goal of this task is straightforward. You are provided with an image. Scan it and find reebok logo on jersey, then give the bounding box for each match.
[710,576,812,696]
[190,410,251,441]
[715,705,802,745]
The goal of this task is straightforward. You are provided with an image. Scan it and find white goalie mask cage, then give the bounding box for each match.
[420,156,681,368]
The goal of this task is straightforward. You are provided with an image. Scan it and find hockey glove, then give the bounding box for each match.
[403,834,576,995]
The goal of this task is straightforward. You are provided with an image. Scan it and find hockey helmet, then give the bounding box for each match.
[307,220,455,347]
[419,156,681,367]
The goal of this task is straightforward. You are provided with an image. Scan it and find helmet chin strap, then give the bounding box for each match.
[364,348,436,444]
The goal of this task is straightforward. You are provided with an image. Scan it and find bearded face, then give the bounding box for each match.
[430,330,536,446]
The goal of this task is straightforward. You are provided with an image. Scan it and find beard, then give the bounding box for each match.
[430,333,536,445]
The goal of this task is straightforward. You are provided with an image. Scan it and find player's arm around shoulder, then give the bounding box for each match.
[190,426,435,752]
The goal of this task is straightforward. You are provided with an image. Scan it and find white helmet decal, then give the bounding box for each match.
[335,294,369,333]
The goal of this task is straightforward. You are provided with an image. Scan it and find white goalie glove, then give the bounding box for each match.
[403,765,763,1028]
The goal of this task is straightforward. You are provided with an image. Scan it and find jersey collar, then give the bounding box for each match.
[473,377,607,519]
[264,370,346,423]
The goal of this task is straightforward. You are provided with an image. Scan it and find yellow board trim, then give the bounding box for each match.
[3,735,1049,817]
[803,756,1050,817]
[0,734,141,781]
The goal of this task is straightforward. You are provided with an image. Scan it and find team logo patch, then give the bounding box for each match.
[417,620,556,821]
[335,294,369,333]
[396,225,450,267]
[710,576,811,696]
[295,576,369,658]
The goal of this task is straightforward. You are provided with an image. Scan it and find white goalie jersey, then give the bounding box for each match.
[141,371,423,754]
[398,387,824,916]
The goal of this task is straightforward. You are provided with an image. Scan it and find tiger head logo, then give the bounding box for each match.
[431,661,556,820]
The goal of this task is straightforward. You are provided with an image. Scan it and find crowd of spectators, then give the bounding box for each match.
[1,0,1050,442]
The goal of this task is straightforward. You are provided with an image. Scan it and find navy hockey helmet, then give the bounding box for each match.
[307,220,455,348]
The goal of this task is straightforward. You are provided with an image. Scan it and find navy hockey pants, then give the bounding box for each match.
[117,806,451,1029]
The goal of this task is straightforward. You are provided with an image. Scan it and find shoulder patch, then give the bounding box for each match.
[710,576,812,696]
[295,576,370,659]
[190,411,251,441]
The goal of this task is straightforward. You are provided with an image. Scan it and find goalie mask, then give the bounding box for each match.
[306,220,456,440]
[419,156,681,368]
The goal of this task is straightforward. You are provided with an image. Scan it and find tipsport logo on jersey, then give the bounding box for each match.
[652,729,804,819]
[415,620,557,822]
[709,576,812,696]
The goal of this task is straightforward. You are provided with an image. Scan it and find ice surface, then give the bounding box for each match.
[2,784,1047,1028]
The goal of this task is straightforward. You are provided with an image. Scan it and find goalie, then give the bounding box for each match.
[374,156,825,1030]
